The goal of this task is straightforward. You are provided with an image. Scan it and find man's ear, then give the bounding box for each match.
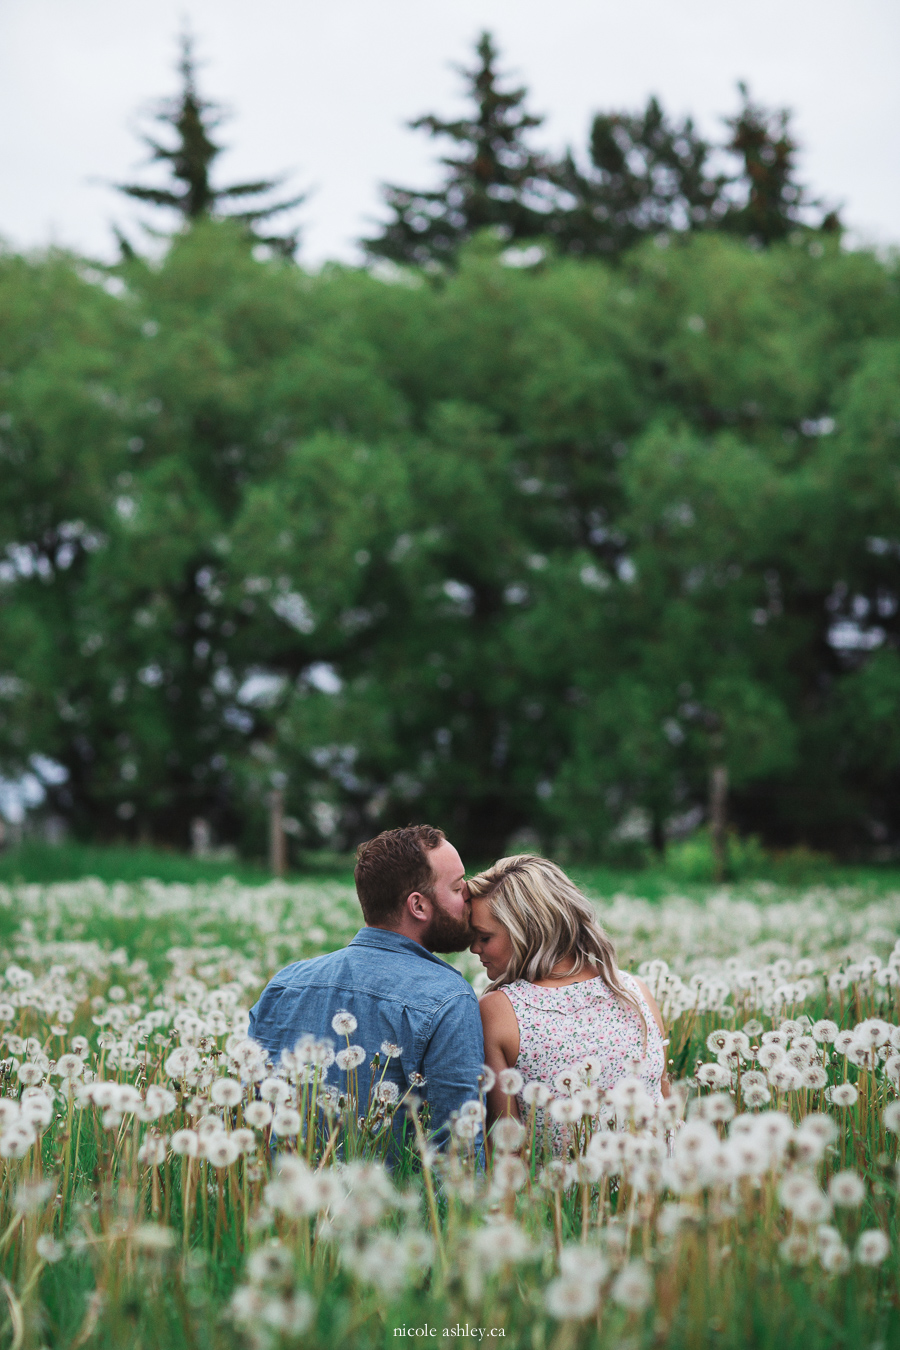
[406,891,431,922]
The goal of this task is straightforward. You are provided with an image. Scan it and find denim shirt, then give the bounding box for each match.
[248,928,485,1146]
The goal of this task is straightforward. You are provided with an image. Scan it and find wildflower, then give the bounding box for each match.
[132,1223,175,1251]
[549,1098,581,1125]
[35,1235,66,1263]
[699,1093,735,1124]
[16,1063,44,1087]
[553,1067,578,1096]
[262,1293,315,1335]
[331,1010,357,1036]
[779,1233,815,1264]
[830,1083,858,1108]
[244,1101,274,1129]
[801,1064,828,1090]
[497,1067,524,1095]
[204,1134,240,1168]
[259,1077,292,1105]
[453,1116,482,1142]
[791,1187,831,1225]
[855,1019,891,1048]
[374,1081,399,1105]
[611,1260,652,1311]
[137,1135,167,1167]
[696,1063,731,1088]
[491,1117,525,1152]
[247,1241,294,1285]
[210,1078,243,1108]
[545,1275,599,1321]
[742,1084,771,1109]
[380,1041,402,1059]
[743,1019,764,1037]
[706,1029,733,1054]
[164,1047,201,1079]
[271,1108,302,1137]
[882,1100,900,1133]
[540,1160,570,1192]
[833,1031,858,1056]
[0,1124,37,1157]
[756,1044,785,1070]
[470,1222,536,1270]
[230,1286,268,1326]
[478,1065,496,1092]
[143,1086,177,1119]
[882,1054,900,1084]
[829,1170,865,1207]
[492,1156,527,1193]
[170,1129,199,1157]
[522,1081,553,1107]
[855,1230,890,1266]
[13,1179,53,1213]
[335,1046,366,1071]
[812,1019,838,1043]
[20,1095,54,1128]
[54,1053,85,1080]
[819,1240,851,1274]
[233,1128,256,1153]
[768,1064,802,1094]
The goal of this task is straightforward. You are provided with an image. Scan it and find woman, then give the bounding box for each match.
[468,854,669,1149]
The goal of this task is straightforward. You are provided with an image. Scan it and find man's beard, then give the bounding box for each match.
[424,901,475,954]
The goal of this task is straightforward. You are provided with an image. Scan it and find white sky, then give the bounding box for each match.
[0,0,897,266]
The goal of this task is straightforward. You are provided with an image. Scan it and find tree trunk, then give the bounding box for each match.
[268,789,287,878]
[709,762,729,883]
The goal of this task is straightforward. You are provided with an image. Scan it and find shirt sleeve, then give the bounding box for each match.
[421,989,485,1148]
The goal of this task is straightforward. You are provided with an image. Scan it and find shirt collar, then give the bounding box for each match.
[348,927,465,974]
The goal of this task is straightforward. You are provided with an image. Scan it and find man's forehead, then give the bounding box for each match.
[432,839,464,874]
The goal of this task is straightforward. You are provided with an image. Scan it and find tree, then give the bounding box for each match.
[116,36,304,256]
[547,97,729,260]
[721,83,839,246]
[363,32,557,268]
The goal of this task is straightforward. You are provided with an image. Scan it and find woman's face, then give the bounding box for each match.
[469,896,514,981]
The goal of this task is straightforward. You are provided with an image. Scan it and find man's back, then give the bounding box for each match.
[248,927,485,1145]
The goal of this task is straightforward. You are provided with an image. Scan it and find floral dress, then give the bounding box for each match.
[502,971,665,1151]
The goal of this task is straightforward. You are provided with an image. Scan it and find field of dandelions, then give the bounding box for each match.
[2,874,900,1350]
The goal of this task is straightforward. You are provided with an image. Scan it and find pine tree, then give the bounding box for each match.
[721,83,839,246]
[116,36,304,256]
[546,97,729,260]
[363,32,557,268]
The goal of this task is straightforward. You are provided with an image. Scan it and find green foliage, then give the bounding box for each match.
[1,222,899,859]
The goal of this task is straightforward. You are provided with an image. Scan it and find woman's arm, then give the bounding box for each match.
[633,975,671,1098]
[478,990,521,1126]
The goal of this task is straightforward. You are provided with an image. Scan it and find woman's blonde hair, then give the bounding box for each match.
[468,854,646,1035]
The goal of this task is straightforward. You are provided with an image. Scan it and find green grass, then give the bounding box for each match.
[0,840,357,887]
[3,836,899,903]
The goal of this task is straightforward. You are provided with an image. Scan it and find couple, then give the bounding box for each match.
[248,824,668,1150]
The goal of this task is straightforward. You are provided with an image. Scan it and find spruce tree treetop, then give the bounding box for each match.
[722,83,839,246]
[116,36,305,256]
[547,96,728,260]
[363,32,557,268]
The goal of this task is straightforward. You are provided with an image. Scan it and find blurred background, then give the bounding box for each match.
[0,0,898,881]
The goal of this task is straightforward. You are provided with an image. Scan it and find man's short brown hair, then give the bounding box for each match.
[354,824,446,927]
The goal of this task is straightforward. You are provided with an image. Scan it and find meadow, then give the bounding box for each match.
[0,866,899,1349]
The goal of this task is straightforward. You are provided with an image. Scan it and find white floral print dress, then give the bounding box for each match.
[501,971,665,1151]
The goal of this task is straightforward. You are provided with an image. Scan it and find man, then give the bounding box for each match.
[248,824,484,1147]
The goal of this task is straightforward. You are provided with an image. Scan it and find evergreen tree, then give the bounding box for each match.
[721,83,839,246]
[546,97,728,260]
[116,36,304,256]
[363,32,557,268]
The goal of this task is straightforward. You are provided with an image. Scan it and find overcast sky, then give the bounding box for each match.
[1,0,897,266]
